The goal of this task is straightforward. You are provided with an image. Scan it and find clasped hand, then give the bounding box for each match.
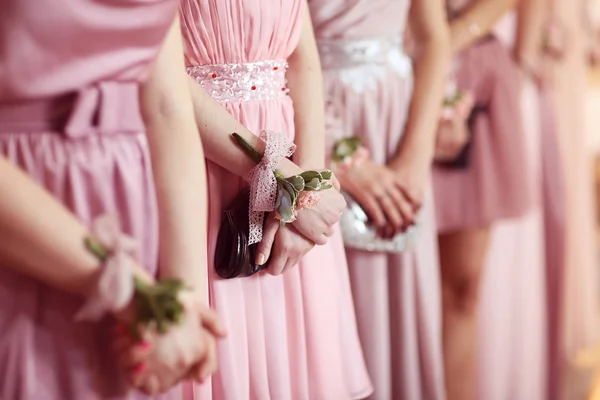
[254,173,346,275]
[112,293,226,395]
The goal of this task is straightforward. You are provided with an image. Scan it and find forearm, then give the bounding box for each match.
[394,34,450,163]
[140,18,208,297]
[514,0,548,64]
[187,77,304,178]
[450,0,516,54]
[0,158,151,295]
[287,5,326,170]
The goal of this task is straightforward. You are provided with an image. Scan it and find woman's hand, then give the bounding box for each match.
[290,186,346,245]
[113,293,225,395]
[388,149,431,221]
[434,114,470,162]
[434,93,474,162]
[255,213,315,275]
[338,160,415,238]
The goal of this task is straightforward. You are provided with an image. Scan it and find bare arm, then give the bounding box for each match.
[0,160,155,296]
[187,80,303,178]
[391,0,450,169]
[140,17,209,298]
[449,0,516,54]
[287,3,326,170]
[514,0,548,70]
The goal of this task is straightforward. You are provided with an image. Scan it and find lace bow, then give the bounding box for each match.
[245,130,296,244]
[74,215,137,322]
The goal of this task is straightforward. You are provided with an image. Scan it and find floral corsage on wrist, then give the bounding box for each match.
[330,137,370,176]
[232,132,333,235]
[75,216,186,339]
[441,90,474,121]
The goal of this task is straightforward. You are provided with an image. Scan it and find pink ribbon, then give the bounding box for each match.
[74,215,137,322]
[245,130,296,245]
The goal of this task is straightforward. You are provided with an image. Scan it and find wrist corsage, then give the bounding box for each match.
[75,215,186,339]
[330,137,370,176]
[213,131,334,280]
[441,90,474,120]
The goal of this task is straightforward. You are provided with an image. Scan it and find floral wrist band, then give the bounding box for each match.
[233,132,333,235]
[330,137,370,176]
[441,90,474,120]
[75,215,186,338]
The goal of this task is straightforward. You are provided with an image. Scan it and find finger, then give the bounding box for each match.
[195,334,219,383]
[359,194,387,228]
[255,214,279,265]
[200,307,227,338]
[267,232,286,276]
[120,341,153,370]
[377,194,404,234]
[394,182,422,211]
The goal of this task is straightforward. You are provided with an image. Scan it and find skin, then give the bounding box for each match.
[338,0,451,239]
[436,1,516,399]
[0,14,224,396]
[185,1,346,272]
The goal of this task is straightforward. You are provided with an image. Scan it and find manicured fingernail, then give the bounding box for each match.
[138,341,152,350]
[133,363,146,374]
[256,253,266,265]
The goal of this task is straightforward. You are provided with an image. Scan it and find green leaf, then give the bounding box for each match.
[320,170,333,180]
[304,177,321,191]
[232,133,264,164]
[286,175,305,191]
[299,170,322,182]
[332,137,362,162]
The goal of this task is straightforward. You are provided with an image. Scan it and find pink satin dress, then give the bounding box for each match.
[0,0,181,399]
[309,1,446,399]
[179,1,372,399]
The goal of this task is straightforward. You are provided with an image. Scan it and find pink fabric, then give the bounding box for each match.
[0,2,180,399]
[246,130,296,245]
[474,15,548,400]
[180,1,372,399]
[310,1,446,399]
[75,215,138,322]
[433,36,535,233]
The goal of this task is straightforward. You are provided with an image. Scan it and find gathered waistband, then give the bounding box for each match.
[187,59,289,103]
[0,81,144,137]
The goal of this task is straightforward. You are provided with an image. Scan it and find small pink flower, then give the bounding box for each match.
[297,191,321,211]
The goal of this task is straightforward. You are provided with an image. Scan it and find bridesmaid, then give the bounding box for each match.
[0,1,222,399]
[179,0,372,399]
[309,1,450,399]
[430,1,531,399]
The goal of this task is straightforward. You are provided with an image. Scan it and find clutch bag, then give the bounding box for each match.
[214,188,269,279]
[339,192,421,253]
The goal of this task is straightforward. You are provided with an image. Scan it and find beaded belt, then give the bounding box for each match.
[187,59,289,103]
[317,36,412,93]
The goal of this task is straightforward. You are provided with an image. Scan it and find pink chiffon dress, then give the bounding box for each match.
[0,1,181,399]
[179,1,372,399]
[432,0,536,233]
[473,14,548,400]
[308,1,446,399]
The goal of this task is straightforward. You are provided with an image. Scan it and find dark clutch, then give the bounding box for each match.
[214,188,270,279]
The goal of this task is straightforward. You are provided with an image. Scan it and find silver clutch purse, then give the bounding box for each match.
[339,193,420,253]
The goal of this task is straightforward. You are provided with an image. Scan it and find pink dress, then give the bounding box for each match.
[432,0,535,233]
[179,1,372,399]
[0,1,181,399]
[309,1,446,399]
[474,14,548,400]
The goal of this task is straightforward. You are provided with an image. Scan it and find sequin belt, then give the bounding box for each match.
[319,36,410,69]
[187,59,289,103]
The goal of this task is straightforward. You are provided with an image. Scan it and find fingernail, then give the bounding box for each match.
[138,341,152,350]
[256,253,266,265]
[133,363,146,374]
